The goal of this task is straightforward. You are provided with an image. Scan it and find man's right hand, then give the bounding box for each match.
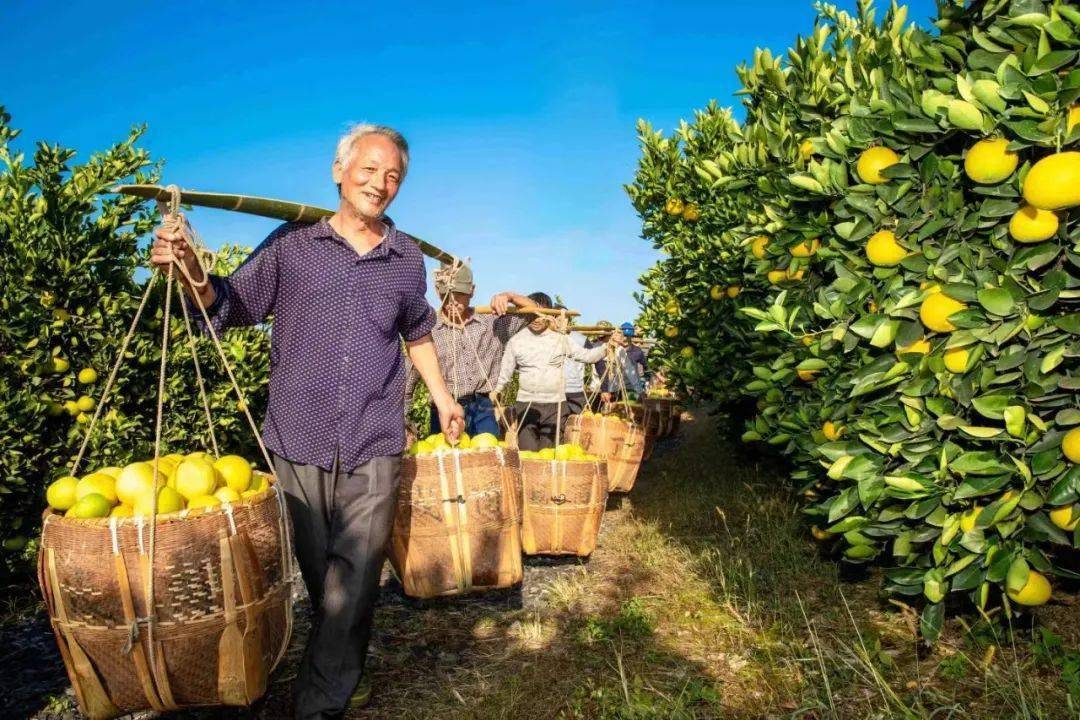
[151,216,201,279]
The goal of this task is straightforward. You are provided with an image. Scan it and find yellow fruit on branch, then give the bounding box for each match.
[51,357,70,374]
[920,293,967,333]
[857,146,900,184]
[1008,205,1059,243]
[799,139,815,160]
[964,138,1019,184]
[943,346,970,374]
[750,235,769,259]
[710,285,724,301]
[897,338,931,355]
[76,395,95,412]
[77,368,98,384]
[1049,505,1079,532]
[790,238,820,257]
[1063,427,1080,464]
[865,230,908,267]
[681,203,701,221]
[822,421,843,441]
[1068,106,1080,134]
[680,346,695,358]
[664,198,685,215]
[1022,152,1080,210]
[726,285,742,298]
[1007,570,1051,607]
[664,326,679,339]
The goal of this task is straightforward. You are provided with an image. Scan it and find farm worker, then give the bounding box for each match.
[404,259,532,437]
[151,123,464,718]
[620,322,649,394]
[557,303,590,416]
[494,292,611,451]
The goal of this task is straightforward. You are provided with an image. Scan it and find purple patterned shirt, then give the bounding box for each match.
[195,217,435,471]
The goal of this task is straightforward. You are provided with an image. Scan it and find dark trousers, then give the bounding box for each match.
[514,401,564,451]
[274,453,402,720]
[429,394,500,437]
[564,392,587,416]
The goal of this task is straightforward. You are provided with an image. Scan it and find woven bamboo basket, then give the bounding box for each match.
[37,473,294,719]
[565,414,646,493]
[644,398,681,437]
[519,457,608,556]
[609,401,654,461]
[389,447,523,599]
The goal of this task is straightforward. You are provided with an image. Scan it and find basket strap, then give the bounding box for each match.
[136,552,178,709]
[436,454,466,594]
[451,452,474,591]
[111,533,165,712]
[47,549,121,719]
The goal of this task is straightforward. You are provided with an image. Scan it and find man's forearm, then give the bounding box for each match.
[178,262,217,309]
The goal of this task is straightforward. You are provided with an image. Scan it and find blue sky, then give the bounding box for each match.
[5,0,935,323]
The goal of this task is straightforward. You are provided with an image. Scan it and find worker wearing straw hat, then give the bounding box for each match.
[152,124,464,718]
[404,259,532,437]
[494,293,613,451]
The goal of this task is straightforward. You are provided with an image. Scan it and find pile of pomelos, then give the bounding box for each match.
[46,453,266,520]
[406,432,510,456]
[519,443,600,462]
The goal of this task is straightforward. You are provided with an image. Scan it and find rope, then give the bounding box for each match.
[69,274,159,476]
[176,275,220,457]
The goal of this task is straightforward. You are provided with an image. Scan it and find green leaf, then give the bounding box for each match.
[977,288,1016,316]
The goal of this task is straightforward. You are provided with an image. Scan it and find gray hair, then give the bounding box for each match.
[334,123,410,177]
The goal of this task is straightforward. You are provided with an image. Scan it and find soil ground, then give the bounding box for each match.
[7,408,1080,719]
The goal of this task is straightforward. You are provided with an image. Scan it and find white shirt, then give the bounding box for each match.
[496,328,606,403]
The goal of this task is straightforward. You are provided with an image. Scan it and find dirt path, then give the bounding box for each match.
[11,409,1080,719]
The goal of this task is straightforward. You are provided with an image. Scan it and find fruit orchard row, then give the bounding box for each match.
[629,0,1079,638]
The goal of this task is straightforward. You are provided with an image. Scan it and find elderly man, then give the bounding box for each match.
[404,262,531,438]
[151,124,463,719]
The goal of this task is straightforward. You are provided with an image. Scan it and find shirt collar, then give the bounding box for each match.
[314,215,406,257]
[436,309,480,328]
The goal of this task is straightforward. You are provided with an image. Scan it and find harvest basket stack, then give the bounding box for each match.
[643,397,680,438]
[39,477,294,718]
[565,413,646,493]
[519,457,608,556]
[389,447,523,599]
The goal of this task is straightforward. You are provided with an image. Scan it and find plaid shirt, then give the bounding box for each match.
[404,311,524,401]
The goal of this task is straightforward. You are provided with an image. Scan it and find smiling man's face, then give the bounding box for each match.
[334,134,404,222]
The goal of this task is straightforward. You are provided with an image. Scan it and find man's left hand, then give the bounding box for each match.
[437,399,466,443]
[489,292,512,316]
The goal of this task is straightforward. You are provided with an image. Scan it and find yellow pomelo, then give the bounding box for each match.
[960,507,981,533]
[76,473,118,505]
[1007,570,1051,607]
[897,338,931,355]
[116,462,158,506]
[471,433,499,449]
[865,230,907,267]
[943,347,970,374]
[726,285,742,298]
[76,396,95,412]
[664,326,679,338]
[920,293,967,333]
[750,236,769,258]
[214,455,253,493]
[964,138,1018,184]
[248,474,268,493]
[1009,206,1058,243]
[537,448,556,460]
[411,439,433,455]
[426,433,449,451]
[710,285,724,301]
[70,493,112,519]
[1063,427,1080,464]
[134,486,185,517]
[214,487,242,503]
[454,433,472,449]
[767,269,788,284]
[1022,152,1080,210]
[77,368,98,384]
[110,505,134,518]
[46,476,79,511]
[1068,106,1080,133]
[790,238,820,257]
[187,495,222,511]
[97,466,122,479]
[857,146,899,184]
[186,451,212,463]
[174,459,219,500]
[822,421,843,441]
[1049,505,1079,532]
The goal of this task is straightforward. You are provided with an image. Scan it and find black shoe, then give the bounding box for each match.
[348,674,372,709]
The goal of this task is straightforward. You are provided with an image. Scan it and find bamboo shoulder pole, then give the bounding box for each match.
[472,306,580,318]
[113,184,457,264]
